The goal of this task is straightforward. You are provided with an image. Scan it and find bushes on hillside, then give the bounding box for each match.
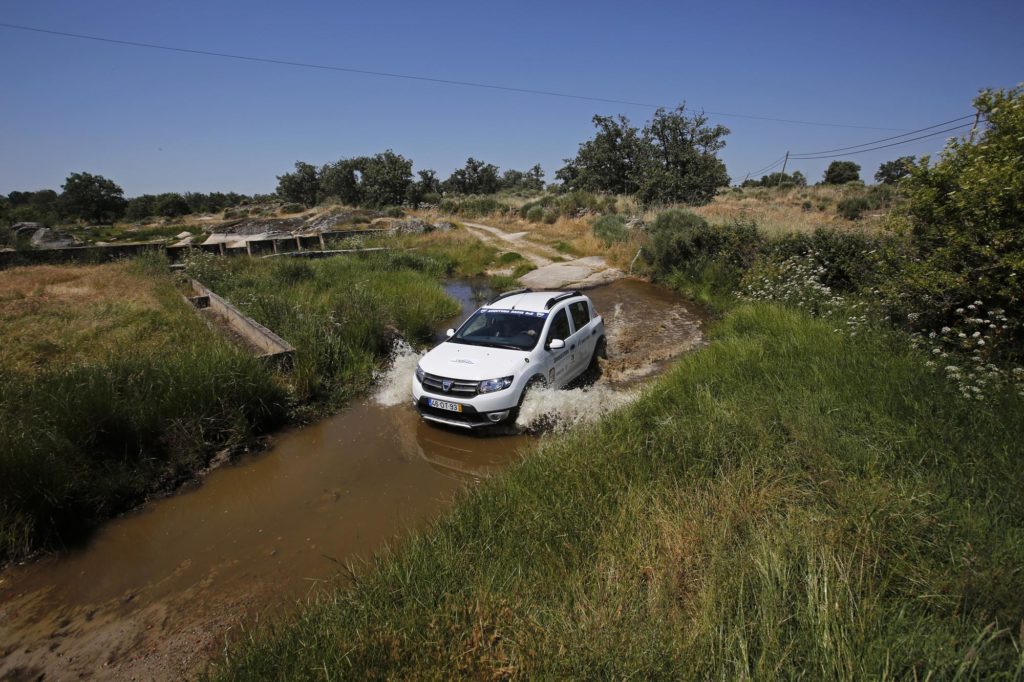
[644,210,763,282]
[592,215,628,244]
[518,191,617,223]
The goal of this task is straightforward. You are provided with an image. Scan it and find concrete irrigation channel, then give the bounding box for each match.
[185,279,295,362]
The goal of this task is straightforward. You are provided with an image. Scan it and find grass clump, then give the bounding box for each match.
[210,303,1024,679]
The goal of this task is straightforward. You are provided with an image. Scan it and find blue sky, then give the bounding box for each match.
[1,0,1021,196]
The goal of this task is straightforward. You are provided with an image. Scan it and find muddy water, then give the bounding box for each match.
[0,278,704,681]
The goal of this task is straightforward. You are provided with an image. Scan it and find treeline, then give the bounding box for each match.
[0,172,259,227]
[742,157,917,189]
[275,153,545,209]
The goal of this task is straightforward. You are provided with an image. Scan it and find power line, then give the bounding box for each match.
[791,114,974,156]
[741,155,786,180]
[790,122,973,159]
[0,21,909,132]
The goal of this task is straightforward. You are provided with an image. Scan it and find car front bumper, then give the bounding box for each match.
[412,380,518,429]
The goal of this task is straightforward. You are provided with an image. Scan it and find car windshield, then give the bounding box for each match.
[450,309,547,351]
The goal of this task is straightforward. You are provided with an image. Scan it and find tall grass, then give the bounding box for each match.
[210,303,1024,679]
[183,251,460,411]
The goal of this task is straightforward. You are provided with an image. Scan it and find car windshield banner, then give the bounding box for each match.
[485,309,548,318]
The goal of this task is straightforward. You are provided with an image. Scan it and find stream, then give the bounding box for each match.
[0,278,705,681]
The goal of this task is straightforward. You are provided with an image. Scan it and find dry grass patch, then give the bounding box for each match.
[0,262,174,372]
[688,186,892,236]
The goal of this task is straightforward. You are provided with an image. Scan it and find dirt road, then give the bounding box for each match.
[460,221,623,289]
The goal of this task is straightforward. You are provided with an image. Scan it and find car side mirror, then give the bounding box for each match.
[548,338,565,350]
[445,328,455,338]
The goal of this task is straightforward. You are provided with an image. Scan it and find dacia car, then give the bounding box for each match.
[413,289,606,428]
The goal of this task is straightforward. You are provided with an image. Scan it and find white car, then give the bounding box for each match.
[413,289,606,429]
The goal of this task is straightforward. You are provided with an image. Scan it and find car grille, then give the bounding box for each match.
[421,372,479,397]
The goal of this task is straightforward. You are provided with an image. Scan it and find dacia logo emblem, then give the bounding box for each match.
[442,379,453,392]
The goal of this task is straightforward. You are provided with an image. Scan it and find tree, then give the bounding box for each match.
[360,150,413,207]
[900,85,1024,353]
[154,193,191,218]
[443,158,501,195]
[558,115,643,194]
[319,158,365,205]
[741,170,807,188]
[500,164,545,192]
[526,164,545,191]
[822,161,861,184]
[124,195,157,221]
[875,156,915,184]
[559,107,730,205]
[407,169,442,206]
[60,172,127,223]
[276,161,319,207]
[416,169,441,195]
[633,106,730,205]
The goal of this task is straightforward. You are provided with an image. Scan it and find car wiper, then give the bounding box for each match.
[481,342,526,351]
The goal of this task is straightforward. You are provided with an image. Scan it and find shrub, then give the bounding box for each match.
[769,229,900,292]
[837,196,871,220]
[497,252,524,264]
[542,209,558,224]
[592,215,628,245]
[280,203,304,214]
[384,207,405,218]
[526,206,544,223]
[895,85,1024,360]
[645,209,764,283]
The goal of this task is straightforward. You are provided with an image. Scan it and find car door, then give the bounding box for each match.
[567,300,594,377]
[544,307,574,386]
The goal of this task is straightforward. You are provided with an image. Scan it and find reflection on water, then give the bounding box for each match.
[0,277,704,681]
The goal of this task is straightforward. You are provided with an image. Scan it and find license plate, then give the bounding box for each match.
[428,398,462,412]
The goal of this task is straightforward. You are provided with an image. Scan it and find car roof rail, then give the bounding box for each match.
[486,288,532,305]
[544,290,583,310]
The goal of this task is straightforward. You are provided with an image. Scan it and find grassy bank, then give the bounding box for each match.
[211,303,1024,679]
[0,260,288,559]
[0,248,478,561]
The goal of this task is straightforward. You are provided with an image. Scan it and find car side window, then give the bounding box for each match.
[569,301,590,331]
[546,309,571,346]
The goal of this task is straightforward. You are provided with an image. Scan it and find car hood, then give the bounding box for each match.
[419,341,529,381]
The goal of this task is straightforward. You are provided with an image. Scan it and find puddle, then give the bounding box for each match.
[0,278,704,681]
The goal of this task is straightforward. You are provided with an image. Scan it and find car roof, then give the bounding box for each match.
[481,290,587,314]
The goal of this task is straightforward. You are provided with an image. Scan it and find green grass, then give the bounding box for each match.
[183,250,460,413]
[210,303,1024,679]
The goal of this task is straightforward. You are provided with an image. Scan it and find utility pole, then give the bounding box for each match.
[778,151,789,186]
[969,109,981,143]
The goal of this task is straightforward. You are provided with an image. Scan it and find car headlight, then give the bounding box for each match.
[415,365,425,383]
[478,376,514,393]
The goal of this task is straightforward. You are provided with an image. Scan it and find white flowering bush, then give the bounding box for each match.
[738,250,1024,401]
[739,252,848,317]
[910,302,1024,400]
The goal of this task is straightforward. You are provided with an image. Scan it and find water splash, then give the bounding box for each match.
[373,340,423,407]
[516,383,639,432]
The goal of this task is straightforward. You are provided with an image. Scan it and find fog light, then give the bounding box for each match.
[487,410,510,423]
